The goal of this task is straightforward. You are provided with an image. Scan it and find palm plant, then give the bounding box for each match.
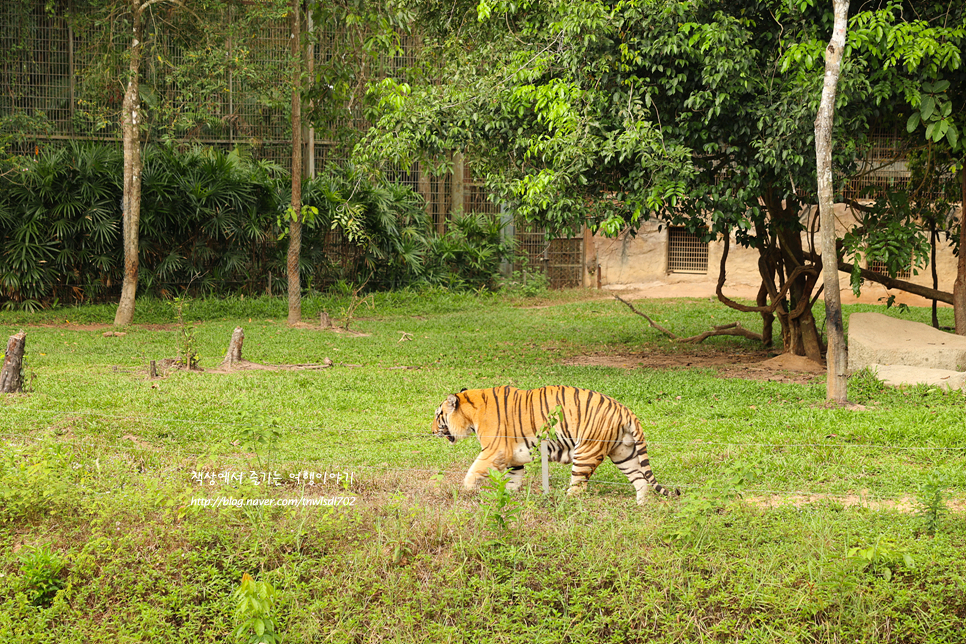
[0,142,123,309]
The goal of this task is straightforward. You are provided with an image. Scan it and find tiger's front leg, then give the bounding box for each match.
[462,448,506,490]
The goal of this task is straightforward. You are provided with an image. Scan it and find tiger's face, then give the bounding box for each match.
[432,393,471,443]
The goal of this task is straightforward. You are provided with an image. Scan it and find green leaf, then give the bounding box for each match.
[921,96,935,121]
[906,112,920,132]
[947,123,959,149]
[934,119,949,142]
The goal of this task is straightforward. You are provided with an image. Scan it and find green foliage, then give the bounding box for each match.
[235,404,283,471]
[480,468,521,534]
[0,143,512,306]
[847,536,915,581]
[915,471,949,537]
[497,268,549,298]
[0,441,75,524]
[233,573,282,644]
[171,295,200,369]
[530,404,562,461]
[667,463,755,543]
[17,544,67,608]
[841,191,931,296]
[426,212,514,290]
[0,141,122,306]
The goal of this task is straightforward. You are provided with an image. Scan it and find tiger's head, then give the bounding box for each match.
[432,391,474,443]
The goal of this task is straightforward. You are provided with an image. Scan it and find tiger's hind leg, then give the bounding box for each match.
[609,441,652,505]
[566,446,605,497]
[505,465,525,492]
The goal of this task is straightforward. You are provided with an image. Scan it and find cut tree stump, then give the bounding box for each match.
[320,311,331,328]
[0,331,26,393]
[222,327,245,367]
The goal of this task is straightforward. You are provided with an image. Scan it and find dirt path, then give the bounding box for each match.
[563,351,826,385]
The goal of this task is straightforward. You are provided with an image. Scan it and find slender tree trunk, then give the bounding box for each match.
[287,0,303,326]
[815,0,850,404]
[931,222,939,328]
[955,168,966,334]
[114,1,146,327]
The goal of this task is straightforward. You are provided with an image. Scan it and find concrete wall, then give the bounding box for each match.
[587,204,962,306]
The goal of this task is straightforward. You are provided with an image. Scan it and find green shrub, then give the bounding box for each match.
[0,144,514,306]
[18,544,67,608]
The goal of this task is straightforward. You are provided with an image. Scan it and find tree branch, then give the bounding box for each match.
[802,250,953,304]
[715,230,818,319]
[614,295,763,344]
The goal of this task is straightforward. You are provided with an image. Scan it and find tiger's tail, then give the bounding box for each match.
[630,415,680,498]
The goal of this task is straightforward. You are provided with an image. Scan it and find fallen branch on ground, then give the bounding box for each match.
[614,295,763,344]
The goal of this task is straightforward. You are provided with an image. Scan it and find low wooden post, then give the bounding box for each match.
[0,331,26,393]
[320,311,331,328]
[540,441,550,495]
[222,327,244,367]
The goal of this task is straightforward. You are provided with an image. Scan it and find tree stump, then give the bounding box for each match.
[320,311,331,329]
[0,331,26,393]
[222,327,244,367]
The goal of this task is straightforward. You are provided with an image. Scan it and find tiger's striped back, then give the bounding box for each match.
[432,385,678,503]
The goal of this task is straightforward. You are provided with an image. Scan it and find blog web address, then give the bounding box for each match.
[190,496,356,508]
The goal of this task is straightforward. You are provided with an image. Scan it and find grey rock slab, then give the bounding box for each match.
[848,312,966,372]
[867,363,966,390]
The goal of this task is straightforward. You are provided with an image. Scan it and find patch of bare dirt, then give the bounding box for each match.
[205,359,340,374]
[743,493,966,513]
[563,350,827,384]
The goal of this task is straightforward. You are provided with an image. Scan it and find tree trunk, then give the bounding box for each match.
[114,1,146,327]
[0,332,26,394]
[763,193,823,362]
[287,0,303,326]
[222,327,245,366]
[815,0,850,404]
[955,168,966,335]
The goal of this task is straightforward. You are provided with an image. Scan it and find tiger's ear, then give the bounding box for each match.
[444,394,459,412]
[459,388,467,392]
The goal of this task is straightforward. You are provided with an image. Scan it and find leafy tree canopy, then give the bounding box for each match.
[361,0,966,351]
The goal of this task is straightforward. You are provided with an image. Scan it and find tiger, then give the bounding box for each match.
[431,385,679,503]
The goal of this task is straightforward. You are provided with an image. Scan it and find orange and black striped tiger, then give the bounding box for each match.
[432,386,678,503]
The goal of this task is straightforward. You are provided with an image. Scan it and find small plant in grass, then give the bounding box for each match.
[847,366,888,400]
[339,279,373,331]
[847,536,914,581]
[498,267,549,298]
[530,405,562,461]
[235,404,283,470]
[234,573,282,644]
[18,544,67,608]
[171,295,200,369]
[480,468,521,534]
[667,463,755,543]
[915,471,948,537]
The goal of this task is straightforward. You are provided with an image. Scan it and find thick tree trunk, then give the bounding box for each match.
[114,1,146,327]
[815,0,850,404]
[764,194,823,363]
[1,332,26,393]
[955,169,966,335]
[287,0,303,326]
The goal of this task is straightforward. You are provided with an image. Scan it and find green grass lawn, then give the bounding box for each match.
[1,289,964,642]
